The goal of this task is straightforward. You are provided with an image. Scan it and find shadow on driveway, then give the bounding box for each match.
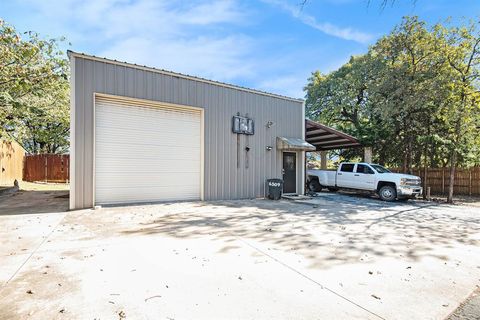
[116,198,480,269]
[0,190,69,215]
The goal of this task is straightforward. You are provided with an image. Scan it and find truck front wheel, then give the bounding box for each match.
[379,185,396,201]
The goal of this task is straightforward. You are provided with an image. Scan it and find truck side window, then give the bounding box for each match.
[356,164,374,174]
[340,163,354,172]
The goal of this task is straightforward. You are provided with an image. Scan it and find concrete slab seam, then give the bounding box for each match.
[235,236,386,320]
[0,212,69,292]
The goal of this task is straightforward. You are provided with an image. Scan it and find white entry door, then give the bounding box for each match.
[94,96,202,205]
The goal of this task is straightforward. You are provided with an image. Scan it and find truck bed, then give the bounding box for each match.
[307,169,336,187]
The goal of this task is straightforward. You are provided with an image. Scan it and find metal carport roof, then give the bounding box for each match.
[305,119,362,151]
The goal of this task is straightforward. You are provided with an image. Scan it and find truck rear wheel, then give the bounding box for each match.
[308,179,322,192]
[379,185,396,201]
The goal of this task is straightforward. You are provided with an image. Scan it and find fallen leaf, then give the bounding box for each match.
[144,295,162,302]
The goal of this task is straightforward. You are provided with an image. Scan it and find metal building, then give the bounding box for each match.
[69,51,314,210]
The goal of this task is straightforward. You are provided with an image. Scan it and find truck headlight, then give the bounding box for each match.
[400,178,407,186]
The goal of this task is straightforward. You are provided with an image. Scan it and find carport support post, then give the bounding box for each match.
[320,151,327,169]
[364,147,372,163]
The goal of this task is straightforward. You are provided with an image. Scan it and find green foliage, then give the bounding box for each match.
[0,19,69,153]
[305,16,480,170]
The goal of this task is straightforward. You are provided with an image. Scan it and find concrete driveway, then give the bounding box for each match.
[0,192,479,320]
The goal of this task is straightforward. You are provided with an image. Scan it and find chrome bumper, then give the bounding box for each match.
[397,186,423,197]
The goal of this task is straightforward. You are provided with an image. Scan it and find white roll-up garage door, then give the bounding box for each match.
[94,96,202,205]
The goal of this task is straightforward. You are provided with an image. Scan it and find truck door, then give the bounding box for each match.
[336,163,356,188]
[355,164,376,190]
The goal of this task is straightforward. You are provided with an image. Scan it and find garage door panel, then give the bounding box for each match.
[97,158,200,169]
[95,135,199,148]
[94,143,200,158]
[96,114,201,128]
[96,107,200,127]
[96,113,201,131]
[97,178,201,190]
[95,96,202,205]
[95,171,201,181]
[96,181,201,191]
[95,186,200,204]
[95,125,200,141]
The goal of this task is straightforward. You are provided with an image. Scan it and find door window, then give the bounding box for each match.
[285,156,295,170]
[356,164,374,174]
[340,163,354,172]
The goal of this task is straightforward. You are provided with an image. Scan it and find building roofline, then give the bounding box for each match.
[67,50,304,103]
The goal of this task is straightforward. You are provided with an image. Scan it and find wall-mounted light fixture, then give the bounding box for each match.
[266,121,274,128]
[266,146,272,151]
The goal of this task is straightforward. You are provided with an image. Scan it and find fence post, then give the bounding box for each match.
[44,155,47,183]
[66,155,69,183]
[442,167,445,195]
[469,169,472,196]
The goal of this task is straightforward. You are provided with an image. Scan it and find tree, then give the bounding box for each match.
[17,80,69,154]
[305,16,480,202]
[305,54,391,162]
[436,20,480,202]
[370,17,447,174]
[0,19,69,153]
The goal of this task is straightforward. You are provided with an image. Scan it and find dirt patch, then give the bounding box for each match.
[0,189,68,215]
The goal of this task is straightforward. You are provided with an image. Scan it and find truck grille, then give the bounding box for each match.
[404,179,422,186]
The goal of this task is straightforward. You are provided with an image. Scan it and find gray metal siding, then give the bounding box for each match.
[71,55,304,209]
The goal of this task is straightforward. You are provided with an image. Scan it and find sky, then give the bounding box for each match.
[1,0,479,98]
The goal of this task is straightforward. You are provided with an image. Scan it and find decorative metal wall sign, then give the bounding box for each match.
[232,115,254,135]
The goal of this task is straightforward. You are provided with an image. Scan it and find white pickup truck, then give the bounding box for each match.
[307,162,422,201]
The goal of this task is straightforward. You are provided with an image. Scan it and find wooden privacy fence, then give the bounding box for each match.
[23,154,69,183]
[0,139,26,186]
[392,167,480,196]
